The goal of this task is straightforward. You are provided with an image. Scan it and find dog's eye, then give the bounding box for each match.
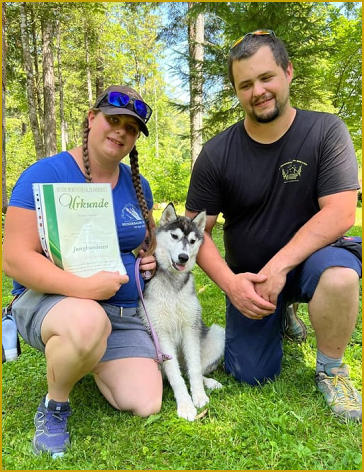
[189,239,196,245]
[171,234,179,240]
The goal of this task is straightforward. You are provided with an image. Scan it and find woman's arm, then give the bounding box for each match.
[3,206,128,299]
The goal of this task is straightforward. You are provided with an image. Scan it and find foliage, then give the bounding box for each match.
[5,118,37,196]
[2,220,362,470]
[191,2,362,149]
[324,7,362,151]
[4,2,362,204]
[4,2,190,203]
[136,93,191,203]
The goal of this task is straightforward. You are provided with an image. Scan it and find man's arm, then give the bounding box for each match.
[186,210,276,319]
[256,190,358,305]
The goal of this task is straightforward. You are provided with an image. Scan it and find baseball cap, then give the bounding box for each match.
[94,85,152,136]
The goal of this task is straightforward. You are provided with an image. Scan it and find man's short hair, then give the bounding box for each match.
[228,35,290,89]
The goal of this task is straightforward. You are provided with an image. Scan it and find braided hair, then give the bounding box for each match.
[82,117,92,183]
[129,146,156,256]
[81,112,156,255]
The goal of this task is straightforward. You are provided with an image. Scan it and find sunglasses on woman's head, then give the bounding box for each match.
[95,92,152,123]
[231,29,276,49]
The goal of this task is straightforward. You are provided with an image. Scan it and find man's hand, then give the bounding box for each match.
[226,273,277,319]
[256,261,288,306]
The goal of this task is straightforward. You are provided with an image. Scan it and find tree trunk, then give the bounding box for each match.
[153,81,159,159]
[30,4,43,137]
[188,4,204,168]
[133,53,142,89]
[19,2,45,159]
[95,53,104,98]
[84,33,93,107]
[56,20,68,151]
[41,15,57,156]
[2,3,8,213]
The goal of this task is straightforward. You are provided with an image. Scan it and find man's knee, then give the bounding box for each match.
[225,300,283,385]
[316,267,359,294]
[224,349,281,386]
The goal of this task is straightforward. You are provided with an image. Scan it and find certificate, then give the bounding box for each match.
[33,183,126,277]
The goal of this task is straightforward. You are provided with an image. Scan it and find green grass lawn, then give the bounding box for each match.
[2,210,362,470]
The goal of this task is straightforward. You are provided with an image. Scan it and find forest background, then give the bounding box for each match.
[2,1,362,211]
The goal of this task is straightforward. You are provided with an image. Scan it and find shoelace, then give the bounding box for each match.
[328,375,360,409]
[45,411,70,433]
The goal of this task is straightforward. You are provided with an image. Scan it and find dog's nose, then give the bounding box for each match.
[178,253,189,264]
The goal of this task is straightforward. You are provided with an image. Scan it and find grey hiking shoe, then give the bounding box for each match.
[33,396,71,458]
[315,363,362,422]
[282,304,307,343]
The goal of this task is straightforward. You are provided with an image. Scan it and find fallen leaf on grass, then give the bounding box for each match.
[195,408,208,420]
[143,413,162,426]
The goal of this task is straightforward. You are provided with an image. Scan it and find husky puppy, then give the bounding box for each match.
[138,203,225,421]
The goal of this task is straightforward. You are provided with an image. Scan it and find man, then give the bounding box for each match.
[185,30,362,422]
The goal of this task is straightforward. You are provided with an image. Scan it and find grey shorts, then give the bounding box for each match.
[11,289,157,362]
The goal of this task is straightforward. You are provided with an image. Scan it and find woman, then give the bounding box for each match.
[3,85,162,458]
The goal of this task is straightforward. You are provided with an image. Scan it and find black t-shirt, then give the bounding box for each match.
[186,109,359,274]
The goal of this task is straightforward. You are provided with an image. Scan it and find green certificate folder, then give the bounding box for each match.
[33,183,126,277]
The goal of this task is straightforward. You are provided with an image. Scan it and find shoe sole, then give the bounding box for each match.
[283,316,307,343]
[284,332,307,343]
[32,438,66,459]
[331,409,362,423]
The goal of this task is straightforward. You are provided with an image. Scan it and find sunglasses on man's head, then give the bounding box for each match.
[95,91,152,123]
[231,29,276,49]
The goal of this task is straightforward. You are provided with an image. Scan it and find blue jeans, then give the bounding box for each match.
[224,244,362,385]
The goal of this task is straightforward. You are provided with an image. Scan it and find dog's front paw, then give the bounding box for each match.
[177,401,197,421]
[192,390,209,409]
[203,377,223,390]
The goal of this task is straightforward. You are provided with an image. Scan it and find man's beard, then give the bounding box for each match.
[255,105,279,123]
[250,92,289,123]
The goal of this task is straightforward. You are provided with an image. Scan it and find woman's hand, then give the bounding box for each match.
[81,271,129,300]
[138,249,157,280]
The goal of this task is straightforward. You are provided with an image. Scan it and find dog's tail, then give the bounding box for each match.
[200,323,225,375]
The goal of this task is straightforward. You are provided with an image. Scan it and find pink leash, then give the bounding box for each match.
[135,257,172,364]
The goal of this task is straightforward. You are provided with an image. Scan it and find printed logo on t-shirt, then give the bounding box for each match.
[280,159,308,183]
[120,203,144,227]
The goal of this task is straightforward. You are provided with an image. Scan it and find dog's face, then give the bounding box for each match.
[155,203,206,273]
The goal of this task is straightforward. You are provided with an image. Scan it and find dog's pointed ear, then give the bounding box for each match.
[192,210,206,233]
[160,202,177,226]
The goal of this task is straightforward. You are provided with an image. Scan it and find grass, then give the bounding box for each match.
[1,208,362,470]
